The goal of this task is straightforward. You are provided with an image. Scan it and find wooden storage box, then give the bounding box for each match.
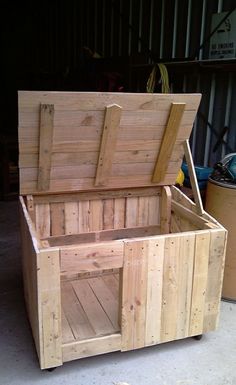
[18,92,227,370]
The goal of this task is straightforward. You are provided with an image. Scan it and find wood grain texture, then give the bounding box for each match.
[183,139,204,215]
[18,92,201,194]
[152,103,185,183]
[37,104,54,191]
[37,248,62,369]
[95,104,122,186]
[160,186,171,234]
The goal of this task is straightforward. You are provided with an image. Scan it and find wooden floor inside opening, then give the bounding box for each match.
[61,273,120,344]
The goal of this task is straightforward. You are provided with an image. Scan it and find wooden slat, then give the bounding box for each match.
[61,281,95,341]
[88,277,120,330]
[64,202,78,235]
[37,104,54,191]
[160,236,181,342]
[47,225,160,247]
[152,103,186,183]
[114,198,125,229]
[37,248,62,369]
[102,274,119,299]
[50,202,65,236]
[203,229,227,333]
[148,196,160,225]
[78,201,90,233]
[19,91,201,111]
[137,197,149,226]
[34,187,161,204]
[176,234,195,339]
[61,309,75,344]
[145,238,165,346]
[62,334,121,362]
[89,200,103,231]
[126,197,138,227]
[35,203,50,238]
[160,186,171,234]
[121,240,148,350]
[60,241,124,275]
[103,199,114,229]
[189,231,210,336]
[95,104,122,186]
[72,280,115,336]
[183,139,204,215]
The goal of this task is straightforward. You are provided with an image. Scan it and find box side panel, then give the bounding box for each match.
[203,229,227,332]
[19,197,42,363]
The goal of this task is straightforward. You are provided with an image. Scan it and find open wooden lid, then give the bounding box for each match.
[18,91,201,195]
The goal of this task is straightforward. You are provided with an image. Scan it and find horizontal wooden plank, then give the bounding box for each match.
[34,187,161,204]
[60,241,124,274]
[20,161,183,182]
[20,174,178,194]
[19,123,194,142]
[19,109,197,129]
[19,148,183,168]
[62,333,121,362]
[19,91,201,112]
[46,225,161,247]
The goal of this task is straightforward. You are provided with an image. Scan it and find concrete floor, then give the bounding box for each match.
[0,200,236,385]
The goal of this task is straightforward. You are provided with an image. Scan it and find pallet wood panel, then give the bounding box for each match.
[35,194,161,238]
[18,92,201,194]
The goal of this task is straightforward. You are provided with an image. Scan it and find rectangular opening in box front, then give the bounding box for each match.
[61,272,120,344]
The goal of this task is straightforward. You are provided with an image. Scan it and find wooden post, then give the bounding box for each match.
[183,139,204,215]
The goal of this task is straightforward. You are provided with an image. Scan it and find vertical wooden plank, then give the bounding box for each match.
[133,241,148,349]
[160,186,171,234]
[145,238,165,346]
[37,248,62,369]
[189,230,210,336]
[38,104,54,191]
[125,197,138,227]
[152,103,185,183]
[78,201,90,233]
[160,235,180,342]
[50,202,65,236]
[35,203,50,238]
[26,195,35,223]
[114,198,125,229]
[203,229,227,333]
[148,196,160,225]
[137,197,149,226]
[176,234,195,339]
[103,199,114,230]
[89,199,103,231]
[95,104,122,186]
[121,240,148,351]
[65,202,79,235]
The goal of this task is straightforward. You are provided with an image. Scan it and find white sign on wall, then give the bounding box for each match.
[209,10,236,59]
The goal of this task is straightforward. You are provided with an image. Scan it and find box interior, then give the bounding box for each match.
[23,186,220,346]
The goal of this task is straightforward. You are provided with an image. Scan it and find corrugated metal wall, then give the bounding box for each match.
[2,0,235,166]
